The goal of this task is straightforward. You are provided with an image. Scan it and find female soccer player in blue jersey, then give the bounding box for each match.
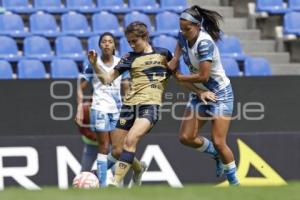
[88,21,178,187]
[75,32,130,187]
[170,5,239,185]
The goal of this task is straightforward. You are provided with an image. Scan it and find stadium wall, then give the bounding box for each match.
[1,77,300,188]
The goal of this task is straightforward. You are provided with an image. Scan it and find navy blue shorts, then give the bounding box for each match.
[116,104,160,131]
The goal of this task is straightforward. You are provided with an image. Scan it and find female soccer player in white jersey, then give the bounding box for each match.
[75,32,130,187]
[170,5,239,185]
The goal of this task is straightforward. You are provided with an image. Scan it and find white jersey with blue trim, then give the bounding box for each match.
[82,55,125,113]
[178,30,230,92]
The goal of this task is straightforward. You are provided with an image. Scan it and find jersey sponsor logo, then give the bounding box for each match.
[142,66,167,82]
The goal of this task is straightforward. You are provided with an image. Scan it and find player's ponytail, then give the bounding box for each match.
[181,5,223,41]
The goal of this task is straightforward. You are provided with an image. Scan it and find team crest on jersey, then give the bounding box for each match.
[120,118,126,125]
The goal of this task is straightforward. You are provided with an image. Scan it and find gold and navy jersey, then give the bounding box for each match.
[115,47,173,106]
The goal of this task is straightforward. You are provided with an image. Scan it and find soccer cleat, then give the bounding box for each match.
[225,168,240,186]
[214,156,224,177]
[129,161,148,188]
[107,177,123,188]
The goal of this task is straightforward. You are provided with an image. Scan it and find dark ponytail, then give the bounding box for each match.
[182,5,223,41]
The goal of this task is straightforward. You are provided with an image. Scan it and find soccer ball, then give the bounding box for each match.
[72,171,100,189]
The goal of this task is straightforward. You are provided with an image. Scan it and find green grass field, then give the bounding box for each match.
[1,183,300,200]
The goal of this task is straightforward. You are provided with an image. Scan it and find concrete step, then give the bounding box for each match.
[221,18,248,30]
[271,63,300,75]
[189,0,220,7]
[242,40,276,52]
[223,29,261,40]
[249,52,290,64]
[206,6,234,18]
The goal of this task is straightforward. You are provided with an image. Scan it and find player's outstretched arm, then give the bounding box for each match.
[168,43,181,72]
[88,50,120,85]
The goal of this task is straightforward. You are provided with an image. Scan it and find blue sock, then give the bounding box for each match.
[107,152,117,170]
[197,137,219,157]
[224,161,239,185]
[97,153,107,187]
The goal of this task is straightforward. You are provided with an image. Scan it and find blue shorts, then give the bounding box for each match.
[90,109,120,132]
[187,84,234,117]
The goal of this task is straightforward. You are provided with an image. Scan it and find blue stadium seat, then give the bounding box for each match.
[2,0,35,14]
[129,0,162,13]
[51,59,79,79]
[17,59,47,79]
[160,0,187,13]
[55,36,85,61]
[256,0,288,14]
[61,12,93,37]
[34,0,68,14]
[24,36,54,61]
[92,12,123,37]
[124,11,154,35]
[217,35,247,61]
[244,57,272,76]
[119,36,132,56]
[289,0,300,11]
[0,13,31,38]
[0,36,22,61]
[88,36,102,54]
[284,11,300,35]
[155,11,179,37]
[30,12,60,37]
[152,35,177,52]
[221,57,240,77]
[0,60,14,79]
[97,0,130,13]
[66,0,100,13]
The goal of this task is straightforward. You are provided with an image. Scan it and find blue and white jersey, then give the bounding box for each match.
[82,55,129,113]
[178,30,230,93]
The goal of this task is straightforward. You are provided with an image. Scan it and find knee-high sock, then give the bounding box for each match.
[107,152,117,170]
[196,137,219,157]
[224,161,239,185]
[97,153,107,187]
[114,150,134,184]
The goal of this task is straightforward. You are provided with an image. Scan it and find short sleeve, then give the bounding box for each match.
[197,39,214,62]
[114,53,133,75]
[81,64,93,82]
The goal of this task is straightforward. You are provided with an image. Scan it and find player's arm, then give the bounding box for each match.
[88,50,120,85]
[121,71,130,98]
[175,61,211,83]
[75,79,89,126]
[168,42,182,72]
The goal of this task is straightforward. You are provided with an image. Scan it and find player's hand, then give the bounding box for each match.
[167,57,179,72]
[197,91,216,105]
[174,70,183,81]
[88,50,98,66]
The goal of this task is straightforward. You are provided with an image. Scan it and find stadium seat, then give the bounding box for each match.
[17,59,47,79]
[155,11,180,37]
[30,12,60,37]
[2,0,35,14]
[97,0,130,13]
[23,36,54,61]
[0,60,14,79]
[66,0,100,13]
[119,36,132,56]
[160,0,187,13]
[51,59,79,79]
[221,57,240,77]
[0,36,22,61]
[256,0,288,14]
[124,11,154,35]
[284,11,300,35]
[289,0,300,11]
[0,13,31,38]
[244,57,272,76]
[61,12,93,37]
[92,12,123,37]
[152,35,177,52]
[34,0,68,14]
[129,0,162,13]
[217,35,247,61]
[88,36,102,54]
[55,36,85,61]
